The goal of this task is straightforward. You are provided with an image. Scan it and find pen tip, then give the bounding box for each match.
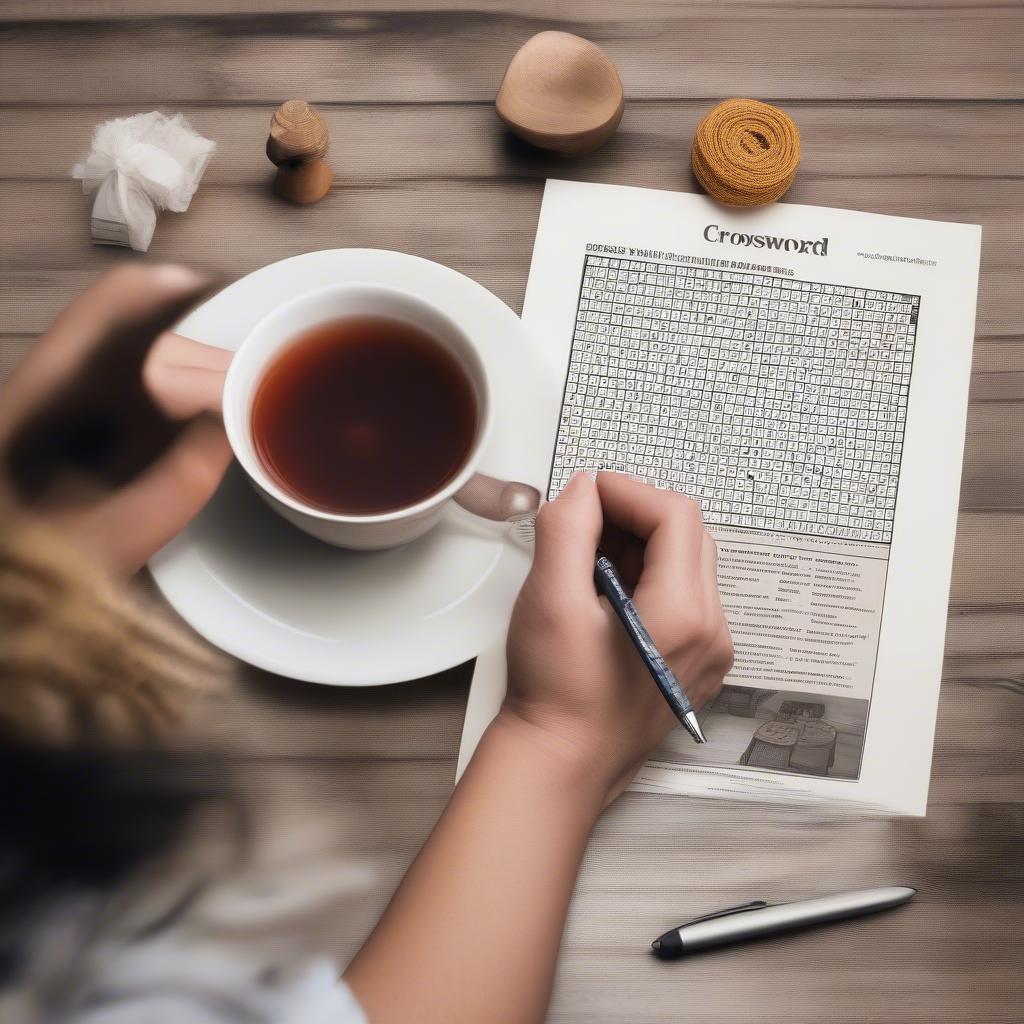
[651,939,661,952]
[683,711,707,744]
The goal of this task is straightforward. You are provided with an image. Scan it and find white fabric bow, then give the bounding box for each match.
[72,112,216,252]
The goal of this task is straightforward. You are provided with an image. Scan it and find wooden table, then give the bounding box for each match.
[1,4,1021,1021]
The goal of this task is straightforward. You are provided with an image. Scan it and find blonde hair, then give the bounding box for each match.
[0,516,227,747]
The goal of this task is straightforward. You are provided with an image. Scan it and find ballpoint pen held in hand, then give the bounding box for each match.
[594,550,706,744]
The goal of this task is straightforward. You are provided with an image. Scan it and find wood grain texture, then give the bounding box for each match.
[2,8,1022,103]
[1,3,1021,1022]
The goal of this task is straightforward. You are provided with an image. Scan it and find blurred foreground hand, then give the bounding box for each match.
[0,265,232,576]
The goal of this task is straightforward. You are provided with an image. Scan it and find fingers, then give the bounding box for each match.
[700,531,734,658]
[143,332,233,419]
[0,265,217,443]
[595,474,732,679]
[690,532,734,700]
[529,472,603,606]
[595,472,704,599]
[597,521,645,590]
[699,531,723,617]
[44,264,214,364]
[65,414,231,575]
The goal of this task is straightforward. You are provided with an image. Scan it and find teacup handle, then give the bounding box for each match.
[454,472,541,523]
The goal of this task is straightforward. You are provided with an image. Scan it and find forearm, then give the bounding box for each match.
[344,710,607,1024]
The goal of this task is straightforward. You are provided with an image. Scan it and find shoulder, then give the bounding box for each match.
[57,938,366,1024]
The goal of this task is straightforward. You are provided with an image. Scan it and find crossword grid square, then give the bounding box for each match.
[549,256,920,544]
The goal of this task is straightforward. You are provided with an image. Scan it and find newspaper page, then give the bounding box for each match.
[458,180,980,816]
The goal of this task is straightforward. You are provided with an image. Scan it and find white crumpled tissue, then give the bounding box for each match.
[71,111,216,252]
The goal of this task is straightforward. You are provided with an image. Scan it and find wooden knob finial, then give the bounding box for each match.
[495,32,624,155]
[267,100,333,204]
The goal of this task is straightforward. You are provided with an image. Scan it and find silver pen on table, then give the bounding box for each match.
[651,886,917,958]
[593,550,706,744]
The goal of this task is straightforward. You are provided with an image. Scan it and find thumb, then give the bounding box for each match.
[66,414,231,576]
[143,332,233,420]
[530,472,602,604]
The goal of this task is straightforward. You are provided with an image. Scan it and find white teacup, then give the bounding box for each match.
[224,283,533,550]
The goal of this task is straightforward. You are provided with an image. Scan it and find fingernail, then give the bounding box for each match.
[152,264,210,289]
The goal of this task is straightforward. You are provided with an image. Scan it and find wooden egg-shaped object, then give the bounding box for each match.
[495,31,624,155]
[266,100,333,204]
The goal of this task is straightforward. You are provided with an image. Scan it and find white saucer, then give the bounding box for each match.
[149,250,557,685]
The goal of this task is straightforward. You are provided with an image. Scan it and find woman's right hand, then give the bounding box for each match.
[503,471,734,804]
[349,476,730,1023]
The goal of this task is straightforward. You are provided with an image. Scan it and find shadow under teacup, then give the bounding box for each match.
[223,283,538,550]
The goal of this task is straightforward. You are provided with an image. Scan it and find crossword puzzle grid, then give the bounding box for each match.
[549,256,919,544]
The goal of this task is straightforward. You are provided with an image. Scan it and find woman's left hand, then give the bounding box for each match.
[0,264,233,576]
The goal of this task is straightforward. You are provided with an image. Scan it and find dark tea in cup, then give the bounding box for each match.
[251,316,478,515]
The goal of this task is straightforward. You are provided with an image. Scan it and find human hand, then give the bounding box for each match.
[0,265,233,577]
[504,472,734,804]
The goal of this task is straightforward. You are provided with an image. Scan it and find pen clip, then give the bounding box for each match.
[686,900,769,924]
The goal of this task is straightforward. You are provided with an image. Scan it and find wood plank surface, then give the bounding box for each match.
[2,7,1022,103]
[8,102,1024,181]
[2,180,1021,335]
[1,3,1021,1022]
